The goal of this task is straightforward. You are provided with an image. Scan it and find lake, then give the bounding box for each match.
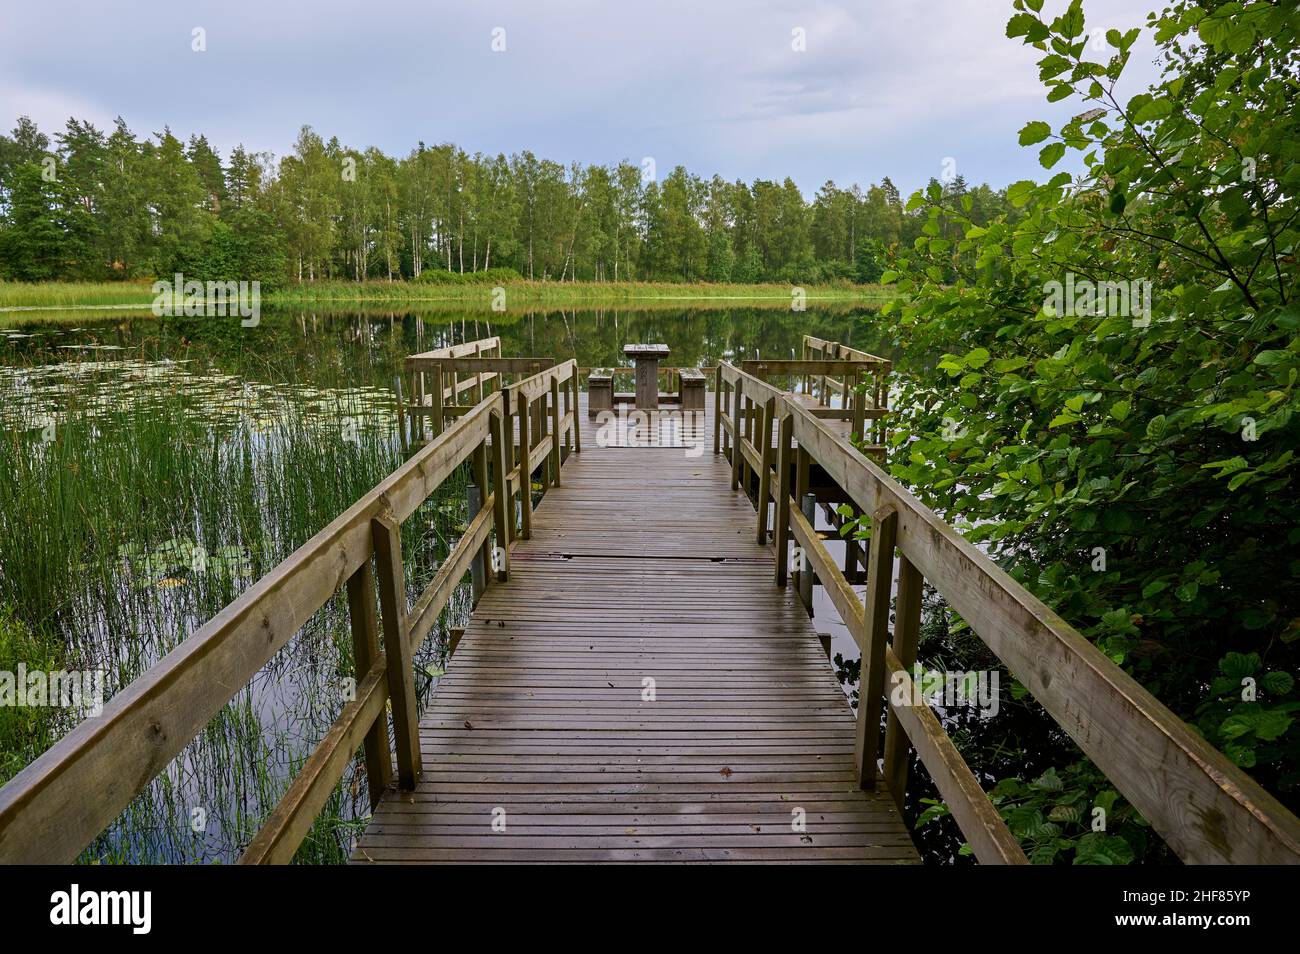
[1,303,1081,865]
[0,303,921,863]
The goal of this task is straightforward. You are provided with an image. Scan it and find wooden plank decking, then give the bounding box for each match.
[352,404,917,864]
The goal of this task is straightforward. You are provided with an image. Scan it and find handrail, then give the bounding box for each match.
[409,336,502,361]
[715,360,1300,865]
[0,356,582,865]
[498,361,580,543]
[802,334,892,376]
[401,337,559,445]
[798,334,891,449]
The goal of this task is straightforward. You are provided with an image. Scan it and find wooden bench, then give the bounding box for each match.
[587,370,613,418]
[678,368,706,411]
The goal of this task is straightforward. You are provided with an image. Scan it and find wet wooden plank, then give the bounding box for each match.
[353,414,917,865]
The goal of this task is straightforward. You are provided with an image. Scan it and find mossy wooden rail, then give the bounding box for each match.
[0,349,579,864]
[716,360,1300,864]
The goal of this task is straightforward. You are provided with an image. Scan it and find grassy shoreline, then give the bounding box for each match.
[0,279,889,313]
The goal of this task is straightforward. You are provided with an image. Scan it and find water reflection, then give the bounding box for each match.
[1,304,894,863]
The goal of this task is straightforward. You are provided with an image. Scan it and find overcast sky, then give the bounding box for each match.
[0,0,1163,196]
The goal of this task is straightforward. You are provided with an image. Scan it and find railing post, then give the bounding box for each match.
[740,394,753,491]
[431,365,445,438]
[414,371,426,443]
[517,391,533,539]
[561,372,572,463]
[345,559,392,808]
[855,505,898,790]
[774,411,793,586]
[851,370,866,441]
[878,375,887,446]
[570,369,582,454]
[713,366,723,455]
[550,376,563,487]
[474,341,486,403]
[883,554,923,811]
[500,390,517,542]
[467,480,486,605]
[532,394,549,493]
[798,492,816,615]
[394,375,409,456]
[371,512,422,790]
[794,445,810,512]
[756,397,775,543]
[721,379,732,460]
[489,411,511,581]
[730,379,743,490]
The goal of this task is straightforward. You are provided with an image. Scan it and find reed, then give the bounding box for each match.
[0,358,471,862]
[0,278,891,315]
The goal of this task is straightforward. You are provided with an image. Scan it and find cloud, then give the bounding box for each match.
[0,0,1164,195]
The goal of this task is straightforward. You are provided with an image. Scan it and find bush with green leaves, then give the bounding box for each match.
[877,0,1299,861]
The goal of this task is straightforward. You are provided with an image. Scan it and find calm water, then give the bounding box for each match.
[0,304,1068,864]
[0,304,902,862]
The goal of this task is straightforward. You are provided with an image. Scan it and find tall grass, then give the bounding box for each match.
[0,359,473,863]
[0,280,162,310]
[1,278,892,313]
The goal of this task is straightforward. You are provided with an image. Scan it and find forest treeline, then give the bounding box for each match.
[0,117,1014,288]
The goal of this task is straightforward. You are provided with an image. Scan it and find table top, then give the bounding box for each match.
[623,344,670,358]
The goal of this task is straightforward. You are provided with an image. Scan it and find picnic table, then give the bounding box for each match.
[623,344,670,409]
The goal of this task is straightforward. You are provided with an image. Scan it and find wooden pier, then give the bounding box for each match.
[353,420,916,863]
[3,336,1299,867]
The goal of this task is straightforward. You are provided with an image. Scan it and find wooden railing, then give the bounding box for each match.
[497,360,581,545]
[0,350,580,864]
[401,337,565,449]
[797,334,892,448]
[715,361,1300,865]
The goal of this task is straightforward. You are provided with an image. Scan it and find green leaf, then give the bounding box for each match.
[1254,350,1290,366]
[1019,121,1053,146]
[1007,180,1037,208]
[1029,768,1064,792]
[1007,12,1050,41]
[1227,471,1253,491]
[1262,671,1295,696]
[1039,143,1067,169]
[1220,652,1261,680]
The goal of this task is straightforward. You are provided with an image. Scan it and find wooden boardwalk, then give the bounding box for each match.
[352,408,918,863]
[8,344,1297,866]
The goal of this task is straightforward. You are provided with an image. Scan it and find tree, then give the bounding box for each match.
[1,118,1020,287]
[705,228,734,282]
[0,164,64,279]
[883,0,1300,861]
